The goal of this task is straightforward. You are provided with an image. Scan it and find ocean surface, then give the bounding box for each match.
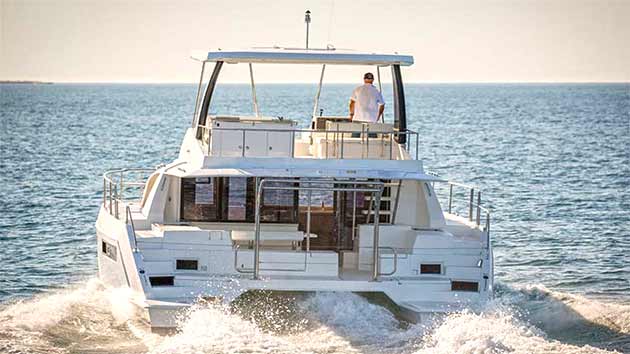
[0,83,629,353]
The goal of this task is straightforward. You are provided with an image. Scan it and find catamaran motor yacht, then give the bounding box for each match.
[96,47,493,331]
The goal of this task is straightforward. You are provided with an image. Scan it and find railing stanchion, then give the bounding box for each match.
[372,187,382,281]
[108,181,113,215]
[114,185,119,219]
[468,188,474,222]
[325,130,329,158]
[306,187,312,253]
[242,130,246,157]
[253,177,262,280]
[120,171,124,205]
[389,133,393,160]
[486,213,491,250]
[391,180,402,224]
[352,186,357,240]
[476,191,481,226]
[103,179,107,209]
[335,124,339,158]
[291,131,295,157]
[448,183,454,213]
[126,206,138,252]
[340,129,344,159]
[366,127,370,158]
[361,124,366,158]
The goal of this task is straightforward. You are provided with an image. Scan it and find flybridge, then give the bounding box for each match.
[190,47,413,146]
[190,47,414,66]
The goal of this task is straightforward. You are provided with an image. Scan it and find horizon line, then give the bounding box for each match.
[2,80,629,85]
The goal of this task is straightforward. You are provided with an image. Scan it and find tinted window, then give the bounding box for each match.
[181,177,219,221]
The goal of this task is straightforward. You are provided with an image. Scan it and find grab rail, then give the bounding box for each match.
[233,245,254,274]
[103,168,156,220]
[428,174,492,250]
[250,178,385,281]
[378,246,398,276]
[125,206,139,252]
[199,125,420,160]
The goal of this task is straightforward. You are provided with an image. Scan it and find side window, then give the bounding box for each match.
[181,177,219,221]
[226,177,251,221]
[181,177,297,223]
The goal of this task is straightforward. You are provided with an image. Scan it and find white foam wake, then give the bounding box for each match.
[1,280,628,354]
[0,278,153,354]
[506,284,630,336]
[416,284,630,354]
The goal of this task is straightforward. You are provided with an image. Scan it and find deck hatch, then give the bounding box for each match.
[420,264,441,274]
[176,259,199,271]
[149,276,175,287]
[451,281,479,292]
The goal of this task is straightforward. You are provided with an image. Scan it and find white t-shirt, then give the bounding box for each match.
[350,84,385,123]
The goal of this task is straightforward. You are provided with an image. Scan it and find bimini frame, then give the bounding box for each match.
[190,48,410,142]
[247,178,385,281]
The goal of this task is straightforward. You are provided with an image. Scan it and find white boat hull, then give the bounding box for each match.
[96,203,493,330]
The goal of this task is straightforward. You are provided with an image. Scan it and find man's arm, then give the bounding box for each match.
[349,100,355,120]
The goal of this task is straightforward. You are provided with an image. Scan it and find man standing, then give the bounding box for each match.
[349,72,385,123]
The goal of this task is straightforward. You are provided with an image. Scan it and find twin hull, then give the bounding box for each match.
[96,204,493,329]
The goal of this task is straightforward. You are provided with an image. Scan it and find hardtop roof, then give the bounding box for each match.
[191,47,414,66]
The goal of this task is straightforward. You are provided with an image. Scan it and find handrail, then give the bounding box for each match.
[115,240,132,287]
[102,168,156,221]
[378,246,398,276]
[233,245,254,274]
[427,174,492,251]
[199,125,420,160]
[125,206,139,252]
[252,178,385,281]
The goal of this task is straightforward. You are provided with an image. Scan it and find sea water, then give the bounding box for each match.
[0,83,628,353]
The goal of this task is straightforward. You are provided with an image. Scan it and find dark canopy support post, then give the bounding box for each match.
[391,64,407,144]
[196,61,224,139]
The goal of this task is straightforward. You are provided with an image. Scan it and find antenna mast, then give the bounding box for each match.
[305,10,311,49]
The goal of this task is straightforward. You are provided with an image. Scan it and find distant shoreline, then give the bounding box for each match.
[1,81,628,85]
[0,80,53,84]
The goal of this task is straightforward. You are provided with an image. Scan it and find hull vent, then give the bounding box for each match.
[176,259,199,271]
[420,264,441,274]
[149,276,174,287]
[451,281,479,292]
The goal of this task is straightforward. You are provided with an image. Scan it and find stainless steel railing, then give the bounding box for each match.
[125,205,139,252]
[245,178,385,281]
[428,174,492,250]
[199,125,420,160]
[377,246,398,276]
[102,168,156,220]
